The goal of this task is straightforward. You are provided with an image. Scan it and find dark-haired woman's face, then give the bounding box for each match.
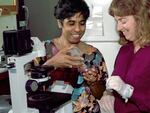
[60,12,86,44]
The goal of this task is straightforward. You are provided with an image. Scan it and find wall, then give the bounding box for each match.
[24,0,60,41]
[0,0,14,5]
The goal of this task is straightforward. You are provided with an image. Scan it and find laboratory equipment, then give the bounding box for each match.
[4,35,73,113]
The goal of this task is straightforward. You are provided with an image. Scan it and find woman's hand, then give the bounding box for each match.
[43,46,84,68]
[82,66,101,83]
[98,91,115,113]
[106,76,134,102]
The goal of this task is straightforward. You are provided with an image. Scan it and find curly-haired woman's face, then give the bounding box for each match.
[115,15,137,42]
[59,12,86,44]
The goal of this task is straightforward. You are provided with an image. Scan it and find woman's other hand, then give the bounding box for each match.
[82,66,101,83]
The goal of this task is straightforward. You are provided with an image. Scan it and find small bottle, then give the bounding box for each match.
[68,47,81,57]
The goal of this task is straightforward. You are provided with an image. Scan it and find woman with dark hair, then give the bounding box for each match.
[43,0,108,112]
[99,0,150,113]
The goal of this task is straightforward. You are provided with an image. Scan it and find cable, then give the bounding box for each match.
[22,5,29,29]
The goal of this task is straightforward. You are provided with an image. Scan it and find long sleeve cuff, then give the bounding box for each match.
[122,84,134,103]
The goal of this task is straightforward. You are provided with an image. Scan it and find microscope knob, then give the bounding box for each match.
[26,80,39,92]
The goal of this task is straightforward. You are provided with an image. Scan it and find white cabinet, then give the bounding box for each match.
[83,0,119,41]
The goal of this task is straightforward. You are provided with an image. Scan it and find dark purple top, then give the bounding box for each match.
[112,43,150,113]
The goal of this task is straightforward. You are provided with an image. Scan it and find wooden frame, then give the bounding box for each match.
[0,0,17,16]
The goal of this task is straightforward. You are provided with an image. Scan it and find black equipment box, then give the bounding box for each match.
[3,29,32,56]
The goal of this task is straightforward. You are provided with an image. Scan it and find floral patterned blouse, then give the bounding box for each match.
[44,40,108,113]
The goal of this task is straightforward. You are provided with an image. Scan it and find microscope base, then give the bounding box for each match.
[8,108,39,113]
[27,91,71,113]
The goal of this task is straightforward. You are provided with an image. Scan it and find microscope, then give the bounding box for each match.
[3,29,73,113]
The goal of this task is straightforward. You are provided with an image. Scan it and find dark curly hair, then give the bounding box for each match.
[54,0,90,21]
